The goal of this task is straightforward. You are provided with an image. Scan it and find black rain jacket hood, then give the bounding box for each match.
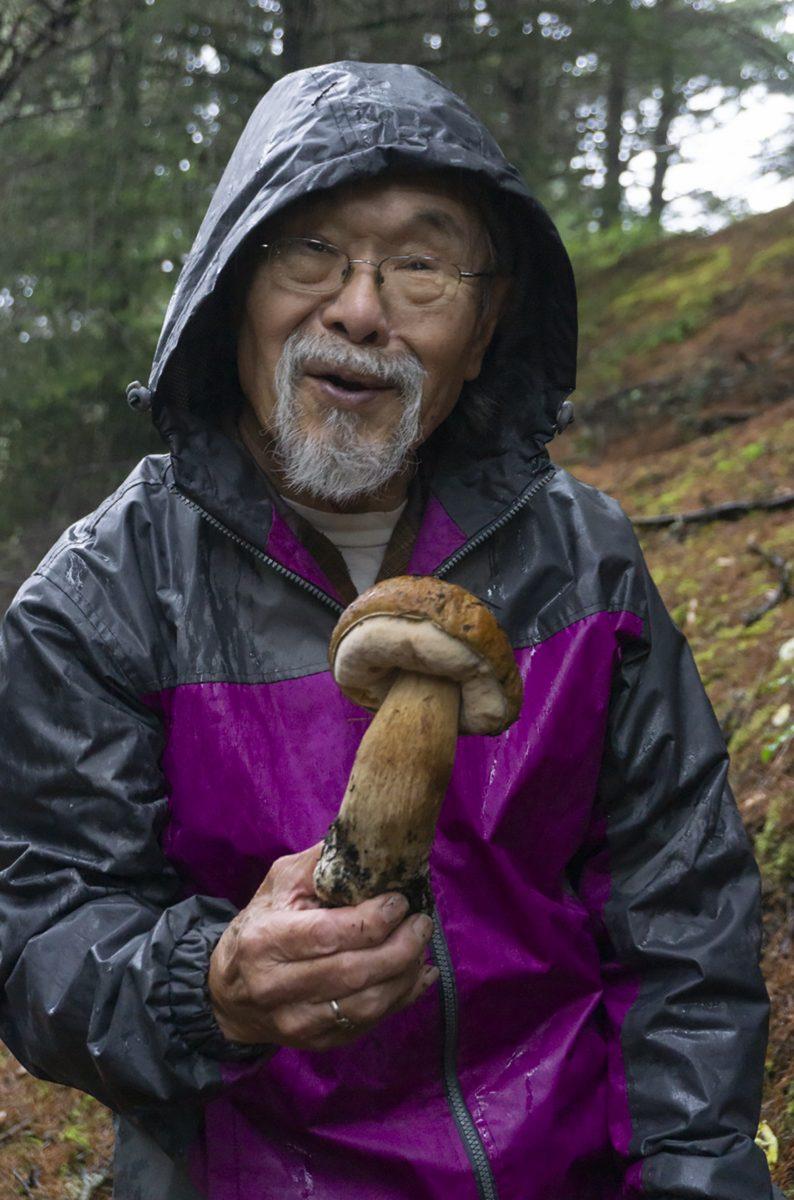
[147,61,576,457]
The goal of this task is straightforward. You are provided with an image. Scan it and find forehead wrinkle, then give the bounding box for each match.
[284,208,469,249]
[408,207,468,245]
[270,191,485,262]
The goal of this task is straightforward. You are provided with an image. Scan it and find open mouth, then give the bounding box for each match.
[305,367,393,399]
[321,373,383,392]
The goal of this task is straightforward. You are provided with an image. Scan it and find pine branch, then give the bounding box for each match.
[0,1121,31,1145]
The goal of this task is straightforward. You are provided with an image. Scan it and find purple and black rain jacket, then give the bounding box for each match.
[0,63,776,1200]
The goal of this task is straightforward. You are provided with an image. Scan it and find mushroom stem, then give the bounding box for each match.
[314,670,461,913]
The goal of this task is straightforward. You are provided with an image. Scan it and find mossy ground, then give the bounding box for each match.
[1,205,792,1195]
[573,203,794,403]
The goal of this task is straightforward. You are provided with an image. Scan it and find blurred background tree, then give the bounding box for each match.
[0,0,791,565]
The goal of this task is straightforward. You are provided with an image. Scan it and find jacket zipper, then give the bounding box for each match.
[435,463,556,579]
[431,915,499,1200]
[170,461,556,598]
[168,484,345,615]
[170,466,555,1199]
[428,464,553,1200]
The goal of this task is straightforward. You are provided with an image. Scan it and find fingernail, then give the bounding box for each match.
[411,914,434,941]
[381,893,409,919]
[422,965,439,988]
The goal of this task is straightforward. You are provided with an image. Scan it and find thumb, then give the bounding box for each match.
[253,841,325,908]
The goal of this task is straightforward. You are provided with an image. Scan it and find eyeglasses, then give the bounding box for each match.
[259,237,494,308]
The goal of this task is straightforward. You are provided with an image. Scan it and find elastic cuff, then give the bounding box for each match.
[168,919,269,1062]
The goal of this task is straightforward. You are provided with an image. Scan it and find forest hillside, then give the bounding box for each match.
[0,203,792,1197]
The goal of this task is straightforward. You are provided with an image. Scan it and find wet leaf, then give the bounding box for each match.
[755,1120,779,1167]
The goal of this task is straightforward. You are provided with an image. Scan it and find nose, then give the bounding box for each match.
[319,262,390,347]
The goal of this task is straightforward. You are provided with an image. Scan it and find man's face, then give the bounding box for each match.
[236,175,503,508]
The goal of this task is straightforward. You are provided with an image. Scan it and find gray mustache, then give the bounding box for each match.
[281,331,426,394]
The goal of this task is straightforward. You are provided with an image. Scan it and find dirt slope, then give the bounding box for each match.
[570,201,793,462]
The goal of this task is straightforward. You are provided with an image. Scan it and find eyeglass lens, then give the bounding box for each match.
[268,239,459,306]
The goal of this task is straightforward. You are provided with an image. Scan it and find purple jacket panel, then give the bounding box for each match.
[406,495,468,575]
[265,509,348,604]
[151,609,644,1199]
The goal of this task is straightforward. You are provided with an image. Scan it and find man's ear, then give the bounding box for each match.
[463,275,512,381]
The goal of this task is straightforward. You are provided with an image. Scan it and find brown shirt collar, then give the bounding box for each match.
[232,411,430,605]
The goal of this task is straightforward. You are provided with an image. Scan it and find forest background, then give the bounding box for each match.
[0,0,792,1196]
[0,0,791,556]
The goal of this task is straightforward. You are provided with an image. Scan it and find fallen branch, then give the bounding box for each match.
[11,1167,39,1198]
[0,1120,31,1145]
[631,491,794,529]
[742,544,792,626]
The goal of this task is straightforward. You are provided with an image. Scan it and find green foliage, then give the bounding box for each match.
[564,218,666,278]
[746,233,794,276]
[760,726,793,765]
[738,441,767,463]
[60,1123,92,1152]
[611,245,733,319]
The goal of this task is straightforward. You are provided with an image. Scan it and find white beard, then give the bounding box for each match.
[270,330,426,504]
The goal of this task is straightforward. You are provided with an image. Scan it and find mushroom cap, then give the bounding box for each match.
[329,576,523,735]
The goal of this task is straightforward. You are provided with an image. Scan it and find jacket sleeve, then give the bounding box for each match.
[576,557,774,1199]
[0,569,265,1137]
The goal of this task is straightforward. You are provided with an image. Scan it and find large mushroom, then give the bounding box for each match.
[313,576,523,914]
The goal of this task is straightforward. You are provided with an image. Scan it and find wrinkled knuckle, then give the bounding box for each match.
[235,923,266,962]
[273,1006,305,1042]
[356,990,384,1024]
[337,958,369,994]
[245,978,271,1008]
[308,913,340,954]
[241,963,278,1007]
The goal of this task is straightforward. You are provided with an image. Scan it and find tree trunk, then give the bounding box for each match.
[281,0,315,74]
[649,0,676,226]
[600,0,631,230]
[492,0,545,190]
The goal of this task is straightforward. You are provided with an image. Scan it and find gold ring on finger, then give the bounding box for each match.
[329,998,356,1031]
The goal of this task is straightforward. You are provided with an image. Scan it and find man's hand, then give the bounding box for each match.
[207,843,438,1051]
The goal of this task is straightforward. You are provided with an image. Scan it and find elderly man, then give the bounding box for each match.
[0,62,776,1200]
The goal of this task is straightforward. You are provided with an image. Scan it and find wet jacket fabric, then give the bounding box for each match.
[0,62,775,1200]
